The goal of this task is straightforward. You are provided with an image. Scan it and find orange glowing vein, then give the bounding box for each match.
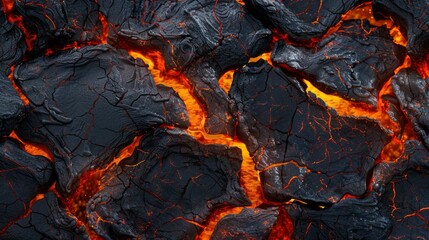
[128,50,264,239]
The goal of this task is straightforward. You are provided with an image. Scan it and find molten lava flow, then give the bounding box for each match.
[0,193,45,235]
[8,66,29,105]
[108,135,142,167]
[63,170,104,240]
[218,52,272,94]
[8,131,53,161]
[236,0,245,5]
[1,0,37,51]
[129,51,205,129]
[416,54,429,78]
[128,51,266,239]
[268,208,294,240]
[218,70,234,94]
[98,12,109,44]
[300,2,414,166]
[304,80,399,132]
[63,135,142,240]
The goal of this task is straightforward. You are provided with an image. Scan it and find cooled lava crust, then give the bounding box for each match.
[0,0,428,239]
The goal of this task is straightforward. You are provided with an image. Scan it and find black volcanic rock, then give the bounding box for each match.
[373,0,429,58]
[382,169,429,239]
[272,20,406,106]
[392,69,429,149]
[0,138,53,231]
[14,0,102,52]
[244,0,362,41]
[211,208,279,240]
[0,2,26,75]
[87,128,249,240]
[229,60,390,203]
[1,192,89,240]
[0,73,24,136]
[14,45,189,196]
[100,0,271,135]
[373,140,429,194]
[285,197,392,239]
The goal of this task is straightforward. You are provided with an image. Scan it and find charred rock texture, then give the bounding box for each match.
[0,2,26,75]
[1,192,89,240]
[272,20,406,106]
[373,0,429,58]
[0,74,24,136]
[382,170,429,239]
[14,0,102,52]
[286,197,392,239]
[14,45,189,196]
[244,0,362,41]
[230,60,390,203]
[392,69,429,149]
[0,138,53,231]
[100,0,271,135]
[381,94,407,138]
[87,128,249,240]
[211,208,279,240]
[373,140,429,194]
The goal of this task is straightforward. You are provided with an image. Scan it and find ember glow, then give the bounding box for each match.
[1,0,428,239]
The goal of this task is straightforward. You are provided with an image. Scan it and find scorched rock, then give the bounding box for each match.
[1,192,89,240]
[244,0,362,41]
[100,0,271,135]
[87,128,249,240]
[14,45,189,196]
[14,0,102,52]
[211,207,279,240]
[373,0,429,58]
[0,138,53,232]
[229,60,390,204]
[392,69,429,149]
[272,20,406,106]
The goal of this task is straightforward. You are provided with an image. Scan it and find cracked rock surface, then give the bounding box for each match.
[0,73,24,137]
[382,169,429,239]
[1,192,89,240]
[211,207,279,240]
[100,0,271,135]
[392,69,429,149]
[229,60,390,203]
[0,138,53,231]
[0,2,26,75]
[14,0,102,53]
[87,128,249,240]
[14,45,189,196]
[285,197,392,239]
[373,0,429,58]
[272,20,406,106]
[244,0,362,41]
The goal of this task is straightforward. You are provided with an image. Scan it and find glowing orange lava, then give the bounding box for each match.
[8,131,53,161]
[98,12,109,44]
[218,52,272,94]
[416,54,429,79]
[128,50,265,239]
[63,170,104,240]
[2,0,425,238]
[8,66,29,106]
[129,51,205,130]
[2,0,37,51]
[64,137,143,240]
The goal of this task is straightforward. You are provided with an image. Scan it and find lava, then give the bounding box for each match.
[129,50,266,239]
[7,66,29,106]
[8,131,52,160]
[1,0,428,238]
[1,0,37,51]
